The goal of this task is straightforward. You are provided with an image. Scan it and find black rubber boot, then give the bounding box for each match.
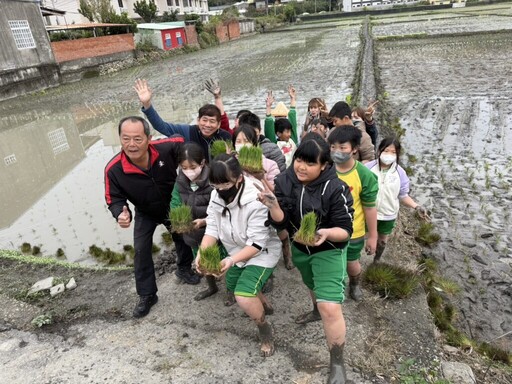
[194,275,219,301]
[373,241,386,263]
[328,343,348,384]
[348,273,363,302]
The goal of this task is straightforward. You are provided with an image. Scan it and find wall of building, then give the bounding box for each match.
[51,34,134,63]
[227,20,240,40]
[184,25,199,46]
[239,19,255,35]
[0,0,60,100]
[43,0,87,26]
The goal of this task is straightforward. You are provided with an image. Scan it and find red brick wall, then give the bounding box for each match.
[227,21,240,40]
[215,25,229,43]
[51,34,134,63]
[185,25,198,46]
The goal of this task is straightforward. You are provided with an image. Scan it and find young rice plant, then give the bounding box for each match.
[294,212,318,246]
[199,244,222,275]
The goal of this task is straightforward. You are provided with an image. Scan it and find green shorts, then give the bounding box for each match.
[377,220,396,235]
[347,238,365,262]
[225,265,274,297]
[291,245,347,303]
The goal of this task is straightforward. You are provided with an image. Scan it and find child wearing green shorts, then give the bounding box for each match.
[195,154,281,358]
[365,136,429,262]
[258,133,354,384]
[328,125,379,302]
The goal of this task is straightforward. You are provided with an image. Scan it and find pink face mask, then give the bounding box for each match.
[182,167,202,181]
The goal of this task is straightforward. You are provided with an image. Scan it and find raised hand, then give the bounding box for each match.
[265,90,275,109]
[117,206,131,228]
[133,79,152,109]
[288,84,296,100]
[255,180,277,208]
[365,100,379,121]
[204,78,221,98]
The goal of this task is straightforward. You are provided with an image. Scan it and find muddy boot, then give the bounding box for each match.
[328,343,348,384]
[262,274,274,294]
[281,238,294,270]
[194,275,219,301]
[373,241,386,263]
[295,303,322,324]
[348,273,363,302]
[257,321,275,357]
[224,290,236,306]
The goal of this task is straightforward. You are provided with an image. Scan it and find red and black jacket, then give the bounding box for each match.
[104,137,184,224]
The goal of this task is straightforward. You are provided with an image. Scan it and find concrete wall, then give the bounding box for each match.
[239,19,255,35]
[51,34,135,63]
[0,0,60,100]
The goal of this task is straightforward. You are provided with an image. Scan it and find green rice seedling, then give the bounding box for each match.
[364,263,420,299]
[415,223,440,247]
[433,276,461,296]
[478,342,512,365]
[293,212,318,246]
[101,248,126,264]
[170,205,194,233]
[31,246,41,256]
[211,140,233,158]
[161,232,173,246]
[446,329,473,350]
[21,242,32,253]
[199,244,222,275]
[55,248,66,258]
[238,146,263,173]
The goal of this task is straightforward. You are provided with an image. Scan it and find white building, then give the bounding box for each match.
[42,0,210,26]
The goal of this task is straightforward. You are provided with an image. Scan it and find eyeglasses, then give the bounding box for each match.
[210,182,235,191]
[121,136,145,145]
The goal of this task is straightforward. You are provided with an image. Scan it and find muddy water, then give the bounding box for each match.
[377,30,512,348]
[0,27,361,263]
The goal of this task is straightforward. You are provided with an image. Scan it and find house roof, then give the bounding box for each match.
[137,22,186,30]
[40,6,66,16]
[45,23,131,32]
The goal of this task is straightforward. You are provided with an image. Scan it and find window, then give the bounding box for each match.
[118,0,124,7]
[8,20,36,50]
[183,0,189,7]
[167,0,172,6]
[48,128,70,155]
[4,154,17,166]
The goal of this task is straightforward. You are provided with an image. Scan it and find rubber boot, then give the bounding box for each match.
[281,237,294,270]
[373,241,386,263]
[348,273,363,302]
[194,275,218,301]
[327,343,348,384]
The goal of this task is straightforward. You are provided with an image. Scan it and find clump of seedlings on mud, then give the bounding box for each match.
[198,244,222,275]
[211,140,233,158]
[89,245,126,264]
[294,212,318,246]
[169,205,194,233]
[415,222,440,247]
[364,263,420,299]
[420,256,512,365]
[237,146,263,173]
[161,232,173,246]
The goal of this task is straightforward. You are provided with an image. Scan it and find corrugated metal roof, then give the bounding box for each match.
[137,22,186,30]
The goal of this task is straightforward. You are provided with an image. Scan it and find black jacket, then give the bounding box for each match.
[104,137,184,224]
[270,164,354,255]
[259,135,286,172]
[175,166,213,248]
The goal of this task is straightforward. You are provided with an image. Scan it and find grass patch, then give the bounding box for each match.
[55,248,66,258]
[31,313,53,328]
[152,244,161,253]
[293,212,318,246]
[89,245,126,265]
[198,244,222,275]
[211,140,233,158]
[415,223,441,247]
[238,146,263,173]
[21,242,32,253]
[170,205,194,234]
[364,263,420,299]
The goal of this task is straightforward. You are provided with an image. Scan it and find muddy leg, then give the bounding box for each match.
[295,290,321,324]
[194,275,219,301]
[279,230,294,270]
[236,296,275,357]
[261,273,274,294]
[373,240,386,263]
[257,321,275,357]
[258,292,274,315]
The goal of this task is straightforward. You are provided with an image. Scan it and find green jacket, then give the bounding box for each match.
[264,107,297,144]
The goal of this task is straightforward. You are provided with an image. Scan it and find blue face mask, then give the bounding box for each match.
[331,150,352,164]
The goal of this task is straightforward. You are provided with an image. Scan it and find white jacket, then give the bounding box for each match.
[204,177,281,268]
[366,160,410,221]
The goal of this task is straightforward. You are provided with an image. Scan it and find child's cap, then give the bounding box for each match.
[271,102,289,117]
[329,101,352,119]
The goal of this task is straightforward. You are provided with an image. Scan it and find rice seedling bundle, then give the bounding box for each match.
[170,205,194,233]
[199,244,222,275]
[238,146,263,173]
[211,140,233,158]
[294,212,318,246]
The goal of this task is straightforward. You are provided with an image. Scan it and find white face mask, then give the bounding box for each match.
[380,153,396,165]
[182,167,202,181]
[235,143,252,153]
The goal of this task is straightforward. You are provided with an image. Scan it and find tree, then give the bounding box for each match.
[78,0,115,23]
[160,10,179,22]
[133,0,158,23]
